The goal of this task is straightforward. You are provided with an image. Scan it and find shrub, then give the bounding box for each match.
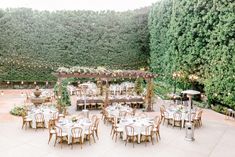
[10,105,26,116]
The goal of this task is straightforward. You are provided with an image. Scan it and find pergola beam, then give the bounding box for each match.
[53,66,158,111]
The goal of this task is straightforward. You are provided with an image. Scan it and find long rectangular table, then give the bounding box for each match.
[76,96,144,110]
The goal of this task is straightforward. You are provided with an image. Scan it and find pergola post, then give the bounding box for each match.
[104,79,109,108]
[146,78,154,112]
[57,77,63,113]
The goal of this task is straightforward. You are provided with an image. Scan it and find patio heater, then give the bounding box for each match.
[181,90,200,141]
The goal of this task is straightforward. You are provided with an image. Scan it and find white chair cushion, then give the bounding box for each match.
[141,131,151,136]
[50,130,56,134]
[127,132,138,136]
[25,118,32,121]
[116,127,123,132]
[57,132,68,137]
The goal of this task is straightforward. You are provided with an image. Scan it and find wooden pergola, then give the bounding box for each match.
[53,66,157,111]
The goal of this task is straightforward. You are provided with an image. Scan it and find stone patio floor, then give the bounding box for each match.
[0,89,235,157]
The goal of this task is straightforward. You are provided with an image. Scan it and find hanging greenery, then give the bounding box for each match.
[149,0,235,109]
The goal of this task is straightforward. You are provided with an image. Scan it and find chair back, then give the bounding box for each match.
[163,111,169,118]
[187,113,196,121]
[153,116,161,126]
[94,118,100,130]
[55,126,63,136]
[52,112,59,120]
[144,125,154,135]
[48,119,55,130]
[160,106,166,115]
[91,115,97,123]
[113,117,118,127]
[196,110,203,119]
[71,127,83,138]
[86,125,93,134]
[125,125,135,136]
[35,113,44,122]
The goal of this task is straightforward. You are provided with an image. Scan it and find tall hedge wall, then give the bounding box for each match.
[0,8,150,81]
[149,0,235,108]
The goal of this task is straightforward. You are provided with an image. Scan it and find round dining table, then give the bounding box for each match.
[56,117,92,144]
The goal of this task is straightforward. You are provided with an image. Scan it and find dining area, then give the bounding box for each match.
[102,103,161,147]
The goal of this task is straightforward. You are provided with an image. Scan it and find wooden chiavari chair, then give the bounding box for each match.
[152,117,161,142]
[125,125,138,148]
[21,114,32,129]
[103,110,114,124]
[35,113,45,130]
[71,127,83,149]
[111,117,123,142]
[195,109,203,127]
[162,111,171,126]
[140,125,154,146]
[48,119,56,144]
[91,115,98,123]
[184,113,196,127]
[92,118,100,140]
[90,103,97,110]
[54,126,68,148]
[173,112,182,128]
[84,126,96,145]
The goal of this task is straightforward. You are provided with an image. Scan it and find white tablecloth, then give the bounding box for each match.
[28,107,57,128]
[56,118,92,144]
[119,117,154,143]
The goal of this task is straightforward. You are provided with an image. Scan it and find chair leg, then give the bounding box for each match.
[95,130,99,140]
[110,127,113,136]
[22,122,25,129]
[115,133,118,142]
[151,136,154,145]
[80,137,83,149]
[71,138,73,149]
[158,131,161,140]
[48,134,52,144]
[88,135,91,145]
[125,137,128,146]
[60,137,63,149]
[132,136,135,148]
[92,133,96,143]
[54,137,57,147]
[112,131,115,140]
[145,136,147,146]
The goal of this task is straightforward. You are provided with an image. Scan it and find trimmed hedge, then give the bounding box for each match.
[0,8,150,81]
[149,0,235,109]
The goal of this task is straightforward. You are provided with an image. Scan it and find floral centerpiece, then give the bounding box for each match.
[71,115,77,123]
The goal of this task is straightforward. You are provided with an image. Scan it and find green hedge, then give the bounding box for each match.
[0,8,150,81]
[149,0,235,109]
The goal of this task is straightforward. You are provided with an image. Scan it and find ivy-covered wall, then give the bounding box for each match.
[0,8,150,81]
[149,0,235,108]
